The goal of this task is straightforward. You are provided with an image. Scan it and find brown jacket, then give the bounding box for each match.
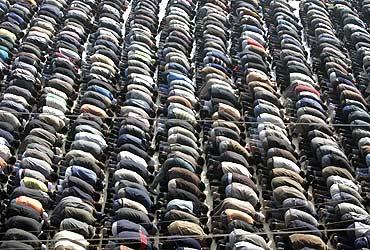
[289,234,327,250]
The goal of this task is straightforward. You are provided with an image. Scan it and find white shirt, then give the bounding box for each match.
[221,161,252,177]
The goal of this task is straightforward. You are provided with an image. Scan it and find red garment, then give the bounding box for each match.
[295,84,321,96]
[246,38,264,48]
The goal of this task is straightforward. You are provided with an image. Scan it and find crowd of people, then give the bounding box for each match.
[0,0,368,249]
[0,0,125,248]
[48,0,126,247]
[265,0,327,249]
[300,0,370,249]
[104,0,158,248]
[199,0,269,248]
[155,0,209,248]
[0,0,73,248]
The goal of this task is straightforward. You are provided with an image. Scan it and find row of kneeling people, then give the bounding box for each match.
[252,0,327,249]
[0,0,95,248]
[154,0,210,249]
[48,0,125,248]
[196,0,271,249]
[300,1,370,249]
[104,0,159,249]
